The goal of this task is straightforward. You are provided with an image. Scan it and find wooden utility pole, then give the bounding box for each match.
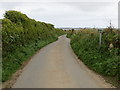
[109,20,112,32]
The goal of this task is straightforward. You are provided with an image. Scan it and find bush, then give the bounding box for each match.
[68,28,120,84]
[2,10,64,82]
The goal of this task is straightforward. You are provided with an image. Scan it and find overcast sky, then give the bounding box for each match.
[0,0,119,28]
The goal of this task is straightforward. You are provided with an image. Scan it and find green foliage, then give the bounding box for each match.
[2,10,64,82]
[0,19,2,83]
[68,29,120,86]
[2,39,55,82]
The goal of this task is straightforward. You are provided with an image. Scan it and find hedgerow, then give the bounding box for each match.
[2,10,64,82]
[67,28,120,87]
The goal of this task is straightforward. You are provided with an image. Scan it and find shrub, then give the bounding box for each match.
[2,10,64,82]
[68,28,120,84]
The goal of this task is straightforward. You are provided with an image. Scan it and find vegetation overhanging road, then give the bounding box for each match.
[13,35,112,88]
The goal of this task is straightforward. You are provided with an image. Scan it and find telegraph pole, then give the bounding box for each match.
[109,20,112,32]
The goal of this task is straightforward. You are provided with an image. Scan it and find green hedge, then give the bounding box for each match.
[2,10,64,82]
[68,29,120,86]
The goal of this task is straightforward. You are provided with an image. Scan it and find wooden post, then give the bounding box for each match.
[98,29,102,48]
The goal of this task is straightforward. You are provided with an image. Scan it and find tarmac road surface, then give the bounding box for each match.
[13,35,112,88]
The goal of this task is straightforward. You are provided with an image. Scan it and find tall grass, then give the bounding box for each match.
[67,28,120,87]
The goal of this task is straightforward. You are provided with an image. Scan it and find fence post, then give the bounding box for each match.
[98,29,102,48]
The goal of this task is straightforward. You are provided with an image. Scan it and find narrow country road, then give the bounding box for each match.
[13,35,111,88]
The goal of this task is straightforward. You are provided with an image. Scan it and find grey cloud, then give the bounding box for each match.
[57,2,114,12]
[32,8,47,13]
[0,2,24,9]
[0,1,118,28]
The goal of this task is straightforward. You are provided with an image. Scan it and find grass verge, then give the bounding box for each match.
[2,38,57,82]
[67,29,120,87]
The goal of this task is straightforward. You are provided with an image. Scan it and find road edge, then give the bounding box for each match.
[2,40,59,88]
[67,37,116,88]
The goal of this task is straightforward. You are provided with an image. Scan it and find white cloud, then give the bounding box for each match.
[0,0,119,2]
[0,0,119,28]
